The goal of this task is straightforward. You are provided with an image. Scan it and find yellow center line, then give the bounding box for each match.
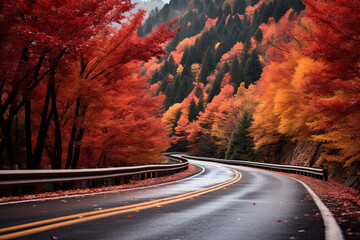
[0,168,242,240]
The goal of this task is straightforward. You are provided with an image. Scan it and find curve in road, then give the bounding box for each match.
[0,160,342,240]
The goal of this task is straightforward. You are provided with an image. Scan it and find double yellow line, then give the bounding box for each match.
[0,168,242,239]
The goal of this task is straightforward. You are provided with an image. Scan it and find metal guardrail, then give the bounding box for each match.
[0,158,188,187]
[180,155,327,181]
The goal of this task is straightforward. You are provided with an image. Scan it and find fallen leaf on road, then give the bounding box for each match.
[298,229,306,233]
[236,218,242,221]
[150,225,157,228]
[127,214,133,218]
[253,203,256,205]
[276,219,282,222]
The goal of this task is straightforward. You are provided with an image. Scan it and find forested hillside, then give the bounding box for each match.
[139,0,360,189]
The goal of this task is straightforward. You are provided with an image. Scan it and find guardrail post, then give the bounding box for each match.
[107,177,113,186]
[81,180,88,189]
[323,169,328,181]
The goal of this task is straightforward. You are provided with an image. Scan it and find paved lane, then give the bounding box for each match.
[0,160,324,240]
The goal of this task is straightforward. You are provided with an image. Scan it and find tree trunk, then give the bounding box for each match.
[32,85,54,169]
[49,71,62,169]
[71,127,84,169]
[25,100,33,169]
[1,122,15,166]
[65,97,81,169]
[71,103,87,169]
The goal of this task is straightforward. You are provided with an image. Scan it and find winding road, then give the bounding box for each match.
[0,159,329,240]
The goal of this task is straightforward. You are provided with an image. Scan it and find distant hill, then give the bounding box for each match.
[134,0,165,20]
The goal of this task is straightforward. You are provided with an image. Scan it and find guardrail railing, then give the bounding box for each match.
[179,155,327,181]
[0,157,188,195]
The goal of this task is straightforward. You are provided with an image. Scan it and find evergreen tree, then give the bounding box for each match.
[199,47,216,84]
[251,0,260,5]
[230,55,244,92]
[245,49,262,87]
[188,99,199,122]
[225,111,255,161]
[207,71,224,103]
[223,61,230,73]
[240,40,251,68]
[223,3,232,16]
[233,0,247,15]
[167,55,177,75]
[197,95,205,113]
[171,109,182,136]
[150,70,160,84]
[254,28,263,43]
[164,84,174,109]
[261,1,275,23]
[181,48,190,65]
[194,84,203,98]
[215,0,225,5]
[206,1,217,18]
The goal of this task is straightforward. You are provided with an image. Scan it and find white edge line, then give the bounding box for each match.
[0,164,205,206]
[290,177,344,240]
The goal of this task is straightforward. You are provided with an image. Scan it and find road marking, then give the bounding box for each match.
[290,177,344,240]
[0,168,241,239]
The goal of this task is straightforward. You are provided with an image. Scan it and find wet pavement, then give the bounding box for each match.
[0,160,324,240]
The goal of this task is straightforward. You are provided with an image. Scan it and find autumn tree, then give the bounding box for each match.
[0,0,136,168]
[0,0,180,169]
[300,0,360,166]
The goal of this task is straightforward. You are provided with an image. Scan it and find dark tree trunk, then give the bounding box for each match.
[25,100,33,169]
[1,121,15,166]
[71,103,87,169]
[49,71,62,169]
[32,85,54,169]
[71,127,84,169]
[65,97,81,169]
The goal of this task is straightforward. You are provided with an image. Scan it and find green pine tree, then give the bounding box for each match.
[225,111,255,161]
[207,71,224,103]
[223,3,232,16]
[254,28,263,43]
[188,99,199,122]
[230,55,244,92]
[233,0,247,15]
[245,49,263,87]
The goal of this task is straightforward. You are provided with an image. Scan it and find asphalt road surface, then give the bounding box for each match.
[0,160,325,240]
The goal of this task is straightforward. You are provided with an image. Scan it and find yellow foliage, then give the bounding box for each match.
[162,103,182,133]
[177,64,184,74]
[311,111,360,167]
[215,42,220,50]
[251,51,325,147]
[191,63,201,80]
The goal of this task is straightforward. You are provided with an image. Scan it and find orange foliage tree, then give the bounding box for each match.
[300,0,360,166]
[0,0,179,169]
